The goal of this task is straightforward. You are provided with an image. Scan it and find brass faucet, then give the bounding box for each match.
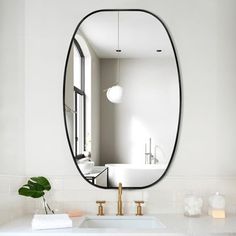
[117,182,123,215]
[96,201,106,216]
[135,201,144,216]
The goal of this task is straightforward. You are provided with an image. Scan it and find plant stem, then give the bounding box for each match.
[46,202,55,214]
[42,196,48,214]
[42,196,55,214]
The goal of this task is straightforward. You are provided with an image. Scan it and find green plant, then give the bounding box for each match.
[18,176,54,214]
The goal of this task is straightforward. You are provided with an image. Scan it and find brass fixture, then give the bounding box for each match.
[96,201,106,216]
[135,201,144,216]
[117,182,123,215]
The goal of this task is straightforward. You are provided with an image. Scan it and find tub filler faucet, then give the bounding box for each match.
[117,182,123,216]
[145,138,153,164]
[145,138,159,164]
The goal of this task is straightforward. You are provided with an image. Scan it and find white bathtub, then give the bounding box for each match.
[105,163,167,187]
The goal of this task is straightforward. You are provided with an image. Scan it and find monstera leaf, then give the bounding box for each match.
[18,176,51,199]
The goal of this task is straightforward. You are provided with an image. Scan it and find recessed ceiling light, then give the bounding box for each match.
[156,49,162,52]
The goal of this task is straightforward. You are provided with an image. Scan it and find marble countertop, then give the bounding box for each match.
[0,214,236,235]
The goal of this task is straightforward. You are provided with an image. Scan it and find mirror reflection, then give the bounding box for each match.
[64,10,180,188]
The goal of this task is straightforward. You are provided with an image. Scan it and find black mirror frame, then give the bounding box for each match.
[63,9,182,190]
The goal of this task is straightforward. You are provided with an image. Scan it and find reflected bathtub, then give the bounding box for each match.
[105,163,167,187]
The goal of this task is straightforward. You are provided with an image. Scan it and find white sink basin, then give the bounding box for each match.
[78,216,165,229]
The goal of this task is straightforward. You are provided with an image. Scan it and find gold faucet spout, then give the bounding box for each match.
[117,182,123,215]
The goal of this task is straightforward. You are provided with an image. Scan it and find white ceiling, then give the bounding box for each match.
[77,11,174,58]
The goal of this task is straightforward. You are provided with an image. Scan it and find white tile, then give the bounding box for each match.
[0,191,26,225]
[0,210,11,225]
[0,175,10,193]
[24,199,38,214]
[100,201,116,215]
[123,190,143,202]
[64,201,96,215]
[0,193,12,211]
[62,176,92,190]
[50,178,64,191]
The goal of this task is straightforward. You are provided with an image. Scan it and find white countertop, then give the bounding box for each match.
[0,214,236,235]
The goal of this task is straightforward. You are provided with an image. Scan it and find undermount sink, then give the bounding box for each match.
[78,216,166,229]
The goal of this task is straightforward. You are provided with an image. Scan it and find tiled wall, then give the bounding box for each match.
[1,173,235,223]
[0,175,26,225]
[24,175,236,216]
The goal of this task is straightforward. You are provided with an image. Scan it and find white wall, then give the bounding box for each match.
[100,58,179,165]
[0,0,27,225]
[90,50,101,166]
[0,0,236,219]
[0,0,25,176]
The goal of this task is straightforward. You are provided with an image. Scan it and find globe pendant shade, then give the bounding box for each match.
[106,85,123,103]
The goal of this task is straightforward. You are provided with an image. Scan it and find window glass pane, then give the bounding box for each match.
[73,44,82,90]
[75,94,84,154]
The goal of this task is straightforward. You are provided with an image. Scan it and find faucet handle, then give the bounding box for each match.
[96,201,106,216]
[134,201,144,216]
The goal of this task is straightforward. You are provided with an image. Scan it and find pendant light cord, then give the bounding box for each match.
[117,11,120,85]
[105,11,123,103]
[117,11,120,51]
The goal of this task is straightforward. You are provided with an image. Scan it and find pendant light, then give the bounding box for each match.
[106,11,123,104]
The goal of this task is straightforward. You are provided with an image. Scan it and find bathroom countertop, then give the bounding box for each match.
[0,214,236,236]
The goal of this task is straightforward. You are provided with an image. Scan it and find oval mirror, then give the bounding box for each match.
[63,9,181,189]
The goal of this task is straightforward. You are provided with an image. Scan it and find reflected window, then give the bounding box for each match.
[73,39,85,156]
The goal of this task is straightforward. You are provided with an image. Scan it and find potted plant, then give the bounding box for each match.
[18,176,54,214]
